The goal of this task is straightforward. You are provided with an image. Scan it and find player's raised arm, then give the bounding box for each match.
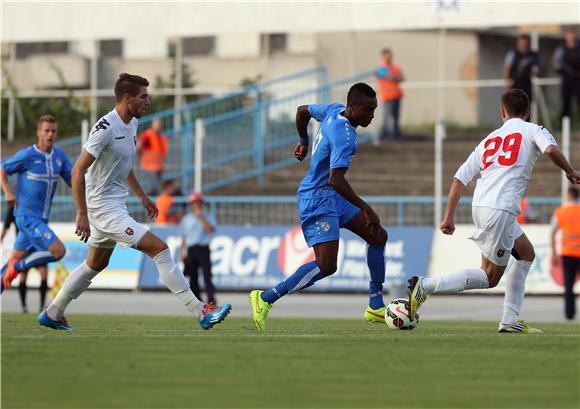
[544,145,580,184]
[441,150,480,235]
[294,105,312,161]
[127,169,158,220]
[71,150,96,242]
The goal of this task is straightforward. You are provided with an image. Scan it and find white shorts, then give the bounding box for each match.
[469,206,524,266]
[88,206,148,249]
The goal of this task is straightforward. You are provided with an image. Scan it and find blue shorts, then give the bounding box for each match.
[13,215,58,252]
[298,194,360,247]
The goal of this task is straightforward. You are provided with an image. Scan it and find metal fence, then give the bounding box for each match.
[47,195,563,226]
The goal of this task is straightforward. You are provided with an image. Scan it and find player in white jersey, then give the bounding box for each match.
[408,89,580,333]
[38,73,231,330]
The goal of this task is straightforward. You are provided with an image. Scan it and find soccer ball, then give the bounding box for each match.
[385,298,419,330]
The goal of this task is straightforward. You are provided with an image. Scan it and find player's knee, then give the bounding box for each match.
[377,228,388,245]
[318,260,337,276]
[486,273,501,288]
[524,248,535,263]
[50,242,66,260]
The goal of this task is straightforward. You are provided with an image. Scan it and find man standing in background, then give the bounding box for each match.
[180,192,218,304]
[137,117,168,194]
[503,34,539,102]
[552,28,580,119]
[376,48,404,140]
[551,187,580,320]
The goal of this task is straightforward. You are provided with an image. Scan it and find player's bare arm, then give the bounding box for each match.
[0,167,16,205]
[440,178,466,235]
[294,105,312,161]
[126,170,158,220]
[544,145,580,184]
[329,168,380,235]
[71,150,97,242]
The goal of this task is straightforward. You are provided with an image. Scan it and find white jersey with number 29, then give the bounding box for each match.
[454,117,557,215]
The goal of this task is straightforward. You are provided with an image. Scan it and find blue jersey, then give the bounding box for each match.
[297,103,357,198]
[2,145,72,220]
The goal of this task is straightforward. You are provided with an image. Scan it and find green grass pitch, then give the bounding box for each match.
[2,314,579,409]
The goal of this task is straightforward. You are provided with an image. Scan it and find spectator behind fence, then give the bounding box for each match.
[180,192,218,304]
[375,48,404,140]
[551,187,580,320]
[516,195,537,224]
[155,179,181,225]
[137,118,168,194]
[552,28,580,119]
[503,34,539,102]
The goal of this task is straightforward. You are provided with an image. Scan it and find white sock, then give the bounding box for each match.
[47,261,98,320]
[153,248,203,316]
[422,268,489,294]
[501,260,532,325]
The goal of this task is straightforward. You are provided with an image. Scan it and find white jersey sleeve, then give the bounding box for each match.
[84,119,113,159]
[532,124,558,153]
[454,149,481,186]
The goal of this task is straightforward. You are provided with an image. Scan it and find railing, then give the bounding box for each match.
[46,195,563,226]
[51,66,329,196]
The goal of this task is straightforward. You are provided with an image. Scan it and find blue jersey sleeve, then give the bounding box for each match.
[2,148,29,175]
[329,123,356,169]
[308,103,344,123]
[59,151,73,185]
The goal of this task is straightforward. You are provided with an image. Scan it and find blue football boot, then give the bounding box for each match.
[199,303,232,330]
[38,310,76,331]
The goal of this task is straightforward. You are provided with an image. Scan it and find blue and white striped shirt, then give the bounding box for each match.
[2,145,72,220]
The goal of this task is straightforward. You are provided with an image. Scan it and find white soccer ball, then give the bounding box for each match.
[385,298,419,330]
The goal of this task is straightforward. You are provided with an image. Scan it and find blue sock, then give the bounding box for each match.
[261,261,324,304]
[15,251,58,272]
[367,244,386,309]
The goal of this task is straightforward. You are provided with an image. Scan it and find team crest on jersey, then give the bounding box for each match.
[125,227,134,236]
[43,232,52,240]
[497,249,505,258]
[320,221,331,232]
[56,159,62,167]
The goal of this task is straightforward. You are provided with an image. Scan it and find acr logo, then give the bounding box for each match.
[125,227,134,236]
[277,226,315,277]
[497,249,505,258]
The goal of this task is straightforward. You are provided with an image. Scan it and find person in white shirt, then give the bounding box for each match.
[408,89,580,333]
[39,73,231,331]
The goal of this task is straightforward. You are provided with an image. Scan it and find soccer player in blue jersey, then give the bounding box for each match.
[1,115,71,293]
[249,83,389,330]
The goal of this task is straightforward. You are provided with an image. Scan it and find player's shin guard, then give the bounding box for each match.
[153,248,203,315]
[15,251,58,272]
[367,244,386,309]
[47,261,98,320]
[261,261,323,304]
[501,260,532,325]
[422,268,489,294]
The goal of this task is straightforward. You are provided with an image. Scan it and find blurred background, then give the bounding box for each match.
[1,1,579,315]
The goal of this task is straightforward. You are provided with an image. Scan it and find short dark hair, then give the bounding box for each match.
[161,179,175,190]
[114,73,149,102]
[347,82,376,106]
[37,114,56,128]
[501,89,529,118]
[569,187,579,200]
[518,33,531,42]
